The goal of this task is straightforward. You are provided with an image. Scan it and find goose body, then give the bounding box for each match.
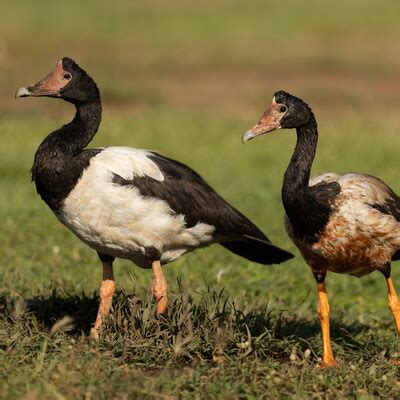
[16,58,293,338]
[286,172,400,277]
[33,140,291,268]
[53,147,216,268]
[243,90,400,367]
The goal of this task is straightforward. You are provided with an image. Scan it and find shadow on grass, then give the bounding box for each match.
[0,291,99,335]
[0,288,370,350]
[274,315,369,350]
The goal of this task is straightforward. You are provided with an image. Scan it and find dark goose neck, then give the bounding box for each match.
[32,99,103,210]
[40,100,102,155]
[282,115,321,238]
[282,117,318,202]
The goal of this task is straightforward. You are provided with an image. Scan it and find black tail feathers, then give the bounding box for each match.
[221,234,294,265]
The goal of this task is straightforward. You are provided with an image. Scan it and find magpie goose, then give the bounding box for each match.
[16,58,293,338]
[243,90,400,366]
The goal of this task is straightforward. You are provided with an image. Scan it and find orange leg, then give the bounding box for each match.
[385,276,400,334]
[90,261,115,340]
[152,260,168,314]
[317,281,336,367]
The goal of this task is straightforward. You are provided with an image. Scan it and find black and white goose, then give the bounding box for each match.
[243,91,400,367]
[16,58,293,338]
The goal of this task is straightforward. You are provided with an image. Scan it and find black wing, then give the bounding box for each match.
[286,180,341,243]
[113,152,293,264]
[369,190,400,222]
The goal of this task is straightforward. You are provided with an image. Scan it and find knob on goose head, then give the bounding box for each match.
[15,57,100,105]
[242,91,314,143]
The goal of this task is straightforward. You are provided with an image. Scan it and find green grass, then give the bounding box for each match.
[1,1,400,399]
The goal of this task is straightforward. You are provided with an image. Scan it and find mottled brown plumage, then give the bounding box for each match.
[286,173,400,278]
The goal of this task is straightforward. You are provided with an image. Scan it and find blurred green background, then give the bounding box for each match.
[1,1,400,398]
[2,0,400,311]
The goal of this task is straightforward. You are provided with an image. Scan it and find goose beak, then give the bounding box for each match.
[242,113,281,143]
[242,130,257,143]
[15,81,61,98]
[15,87,32,98]
[15,60,66,99]
[242,102,281,143]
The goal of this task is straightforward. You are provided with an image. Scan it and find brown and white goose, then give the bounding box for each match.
[243,90,400,367]
[15,58,293,339]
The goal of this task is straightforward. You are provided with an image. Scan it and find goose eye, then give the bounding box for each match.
[279,105,287,113]
[63,73,71,80]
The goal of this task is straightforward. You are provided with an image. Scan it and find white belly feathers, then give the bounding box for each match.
[55,147,215,267]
